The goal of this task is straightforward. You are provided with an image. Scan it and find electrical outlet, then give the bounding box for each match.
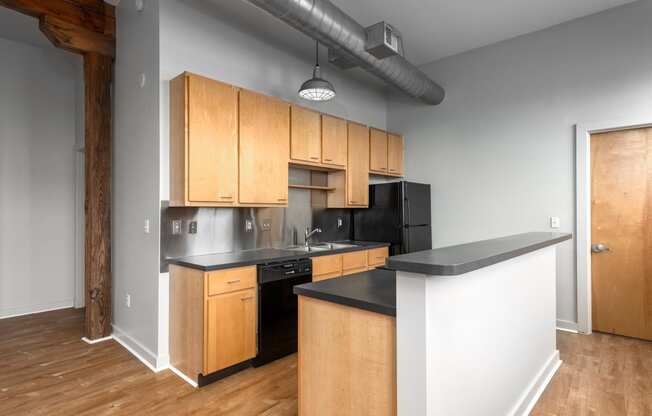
[144,219,150,234]
[337,217,343,229]
[171,220,182,235]
[550,216,561,229]
[262,220,272,231]
[125,294,131,308]
[245,219,253,232]
[188,221,198,234]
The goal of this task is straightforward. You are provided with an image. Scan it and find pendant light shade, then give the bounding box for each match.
[299,41,336,101]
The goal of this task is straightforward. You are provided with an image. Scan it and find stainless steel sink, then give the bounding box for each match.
[285,242,359,252]
[285,245,331,253]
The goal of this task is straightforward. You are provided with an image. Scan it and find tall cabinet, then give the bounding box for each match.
[169,73,238,206]
[346,122,370,207]
[238,90,290,205]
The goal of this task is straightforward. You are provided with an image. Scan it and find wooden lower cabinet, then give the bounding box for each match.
[312,248,388,281]
[170,265,257,384]
[367,247,389,269]
[205,288,256,374]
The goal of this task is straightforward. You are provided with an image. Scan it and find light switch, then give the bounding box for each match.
[144,219,150,234]
[188,221,198,234]
[550,216,561,229]
[245,219,253,232]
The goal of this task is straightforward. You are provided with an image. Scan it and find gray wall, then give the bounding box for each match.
[113,0,162,364]
[0,36,82,318]
[387,0,652,326]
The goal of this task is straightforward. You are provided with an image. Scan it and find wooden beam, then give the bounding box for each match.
[40,14,114,57]
[84,52,112,340]
[0,0,115,36]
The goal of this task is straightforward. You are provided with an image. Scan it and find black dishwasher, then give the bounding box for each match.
[252,257,312,367]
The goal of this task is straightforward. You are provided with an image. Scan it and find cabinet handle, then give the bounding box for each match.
[219,195,233,199]
[278,198,287,202]
[389,169,397,172]
[324,158,333,162]
[240,296,254,301]
[310,157,320,160]
[227,279,241,284]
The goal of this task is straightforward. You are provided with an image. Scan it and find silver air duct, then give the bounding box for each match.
[246,0,445,105]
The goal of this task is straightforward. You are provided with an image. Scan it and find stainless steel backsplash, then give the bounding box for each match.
[160,169,352,271]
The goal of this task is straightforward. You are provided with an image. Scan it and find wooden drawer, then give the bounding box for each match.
[367,247,389,268]
[312,254,342,281]
[342,250,368,275]
[207,266,257,296]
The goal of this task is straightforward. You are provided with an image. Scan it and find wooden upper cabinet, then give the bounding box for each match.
[169,72,238,206]
[290,106,321,164]
[347,122,370,207]
[321,115,347,168]
[369,128,388,174]
[239,89,289,205]
[388,133,404,176]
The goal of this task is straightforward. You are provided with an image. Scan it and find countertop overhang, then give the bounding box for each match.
[385,232,572,276]
[293,268,396,316]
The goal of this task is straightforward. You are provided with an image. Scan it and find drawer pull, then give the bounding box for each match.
[219,195,233,199]
[227,279,241,284]
[240,296,254,301]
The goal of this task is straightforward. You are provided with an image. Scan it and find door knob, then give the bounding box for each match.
[591,243,610,253]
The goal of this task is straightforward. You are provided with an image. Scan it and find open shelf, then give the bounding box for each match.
[288,184,335,192]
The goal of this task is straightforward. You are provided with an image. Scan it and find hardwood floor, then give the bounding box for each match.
[532,331,652,415]
[1,308,650,415]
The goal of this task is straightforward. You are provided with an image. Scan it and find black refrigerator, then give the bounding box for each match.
[353,181,432,256]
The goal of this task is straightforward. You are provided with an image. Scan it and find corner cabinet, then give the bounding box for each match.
[169,72,238,207]
[369,128,404,177]
[170,265,257,385]
[238,90,289,205]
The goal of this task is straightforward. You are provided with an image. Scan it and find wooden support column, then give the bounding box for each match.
[84,52,112,339]
[1,0,115,341]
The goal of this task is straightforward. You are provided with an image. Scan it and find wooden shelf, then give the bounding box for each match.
[289,184,335,192]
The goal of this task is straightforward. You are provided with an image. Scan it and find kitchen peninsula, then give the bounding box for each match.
[294,232,571,416]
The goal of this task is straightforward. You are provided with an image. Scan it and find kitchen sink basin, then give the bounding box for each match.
[285,242,359,253]
[285,245,331,253]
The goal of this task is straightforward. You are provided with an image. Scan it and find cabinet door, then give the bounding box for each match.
[291,106,321,163]
[347,123,370,207]
[312,254,342,281]
[239,90,289,205]
[342,251,368,275]
[187,75,238,203]
[388,133,404,176]
[205,288,257,374]
[369,128,388,174]
[321,115,347,168]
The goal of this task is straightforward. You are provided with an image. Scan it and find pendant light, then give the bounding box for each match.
[299,40,336,101]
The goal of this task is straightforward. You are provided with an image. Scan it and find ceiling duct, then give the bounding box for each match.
[245,0,445,105]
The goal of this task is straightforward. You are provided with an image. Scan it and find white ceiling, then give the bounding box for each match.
[333,0,637,65]
[222,0,636,66]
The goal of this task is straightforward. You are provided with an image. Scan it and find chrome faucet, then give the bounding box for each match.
[304,227,322,247]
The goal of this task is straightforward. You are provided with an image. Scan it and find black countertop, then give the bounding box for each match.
[167,241,390,271]
[385,232,571,276]
[293,268,396,317]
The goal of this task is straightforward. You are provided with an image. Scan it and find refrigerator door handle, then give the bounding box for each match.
[405,198,411,227]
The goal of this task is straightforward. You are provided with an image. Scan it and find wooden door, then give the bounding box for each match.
[239,90,289,205]
[204,288,257,374]
[369,128,388,174]
[322,115,347,168]
[290,106,321,163]
[388,133,404,176]
[591,127,652,340]
[347,123,370,207]
[187,75,238,203]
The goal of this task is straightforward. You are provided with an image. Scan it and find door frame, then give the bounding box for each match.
[575,118,652,334]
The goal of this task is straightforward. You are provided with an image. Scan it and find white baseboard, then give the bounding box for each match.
[0,300,74,320]
[82,335,113,344]
[169,365,198,388]
[556,319,579,333]
[111,324,168,373]
[510,350,561,416]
